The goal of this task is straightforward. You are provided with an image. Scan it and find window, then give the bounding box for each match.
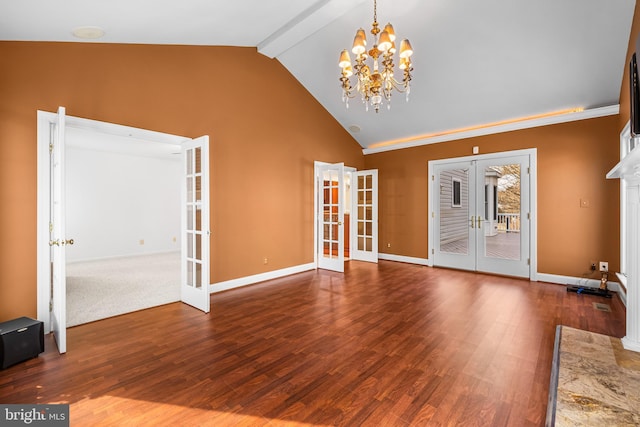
[452,178,461,207]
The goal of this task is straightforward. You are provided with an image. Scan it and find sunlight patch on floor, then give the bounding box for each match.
[70,395,328,426]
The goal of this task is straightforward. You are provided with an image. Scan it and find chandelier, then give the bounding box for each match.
[338,0,414,113]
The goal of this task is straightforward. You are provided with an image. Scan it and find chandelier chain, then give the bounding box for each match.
[373,0,377,27]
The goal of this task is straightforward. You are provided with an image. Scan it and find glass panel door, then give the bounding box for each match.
[476,156,530,277]
[433,161,476,271]
[431,154,530,278]
[351,170,378,263]
[317,163,345,272]
[181,136,210,312]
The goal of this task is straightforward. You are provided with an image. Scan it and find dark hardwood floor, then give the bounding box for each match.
[0,261,626,426]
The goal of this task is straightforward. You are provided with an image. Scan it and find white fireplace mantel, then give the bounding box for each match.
[608,126,640,352]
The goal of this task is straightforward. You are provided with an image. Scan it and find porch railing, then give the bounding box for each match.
[496,213,520,233]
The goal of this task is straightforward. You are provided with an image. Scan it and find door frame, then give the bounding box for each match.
[36,111,194,333]
[427,148,538,280]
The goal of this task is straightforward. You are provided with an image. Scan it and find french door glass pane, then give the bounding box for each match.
[483,164,520,260]
[322,173,340,259]
[439,169,469,254]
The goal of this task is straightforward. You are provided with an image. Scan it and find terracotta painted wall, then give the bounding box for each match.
[366,2,640,281]
[365,116,621,278]
[0,42,364,322]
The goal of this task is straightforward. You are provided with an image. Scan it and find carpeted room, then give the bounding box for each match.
[64,127,182,326]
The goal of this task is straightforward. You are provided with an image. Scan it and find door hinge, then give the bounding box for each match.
[49,222,53,233]
[527,167,530,174]
[432,212,435,218]
[49,143,54,153]
[527,258,530,265]
[49,301,53,312]
[432,175,435,181]
[527,212,530,220]
[432,248,435,255]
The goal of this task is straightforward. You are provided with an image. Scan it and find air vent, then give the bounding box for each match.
[593,302,611,312]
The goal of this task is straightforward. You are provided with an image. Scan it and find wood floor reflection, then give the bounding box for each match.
[0,261,626,426]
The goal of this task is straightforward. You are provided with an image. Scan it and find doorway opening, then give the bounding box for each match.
[314,162,379,272]
[428,149,537,279]
[37,108,211,354]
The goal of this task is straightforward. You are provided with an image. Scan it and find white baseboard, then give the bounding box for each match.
[378,253,430,266]
[621,337,640,352]
[209,263,316,294]
[536,273,625,306]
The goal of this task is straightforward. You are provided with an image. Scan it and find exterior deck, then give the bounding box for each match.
[440,231,521,260]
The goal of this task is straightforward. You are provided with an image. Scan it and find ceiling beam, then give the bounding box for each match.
[257,0,366,59]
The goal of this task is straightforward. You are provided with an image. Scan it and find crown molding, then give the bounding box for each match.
[363,105,620,155]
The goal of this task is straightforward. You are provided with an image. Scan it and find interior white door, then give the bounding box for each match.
[318,163,345,272]
[433,161,477,271]
[351,170,378,263]
[432,154,531,278]
[181,136,210,312]
[50,106,67,354]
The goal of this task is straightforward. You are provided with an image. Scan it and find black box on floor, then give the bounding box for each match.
[0,317,44,369]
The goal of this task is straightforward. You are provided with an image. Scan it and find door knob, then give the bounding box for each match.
[470,216,475,229]
[49,239,60,246]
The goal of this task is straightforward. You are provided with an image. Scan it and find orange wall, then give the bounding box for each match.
[366,2,640,280]
[0,42,364,322]
[365,116,621,278]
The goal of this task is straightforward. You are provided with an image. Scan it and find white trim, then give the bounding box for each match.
[37,111,53,333]
[537,272,623,297]
[621,337,640,352]
[378,253,430,266]
[37,109,191,334]
[363,105,620,155]
[209,263,316,293]
[620,122,630,276]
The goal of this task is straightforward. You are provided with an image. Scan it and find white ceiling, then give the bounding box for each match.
[1,0,636,151]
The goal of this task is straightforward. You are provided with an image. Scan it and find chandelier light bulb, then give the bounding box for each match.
[339,50,352,69]
[399,39,414,58]
[378,30,392,52]
[352,29,367,55]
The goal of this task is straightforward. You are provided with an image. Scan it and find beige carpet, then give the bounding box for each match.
[66,252,180,327]
[547,325,640,426]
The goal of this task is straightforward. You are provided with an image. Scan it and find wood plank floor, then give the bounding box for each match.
[0,261,626,426]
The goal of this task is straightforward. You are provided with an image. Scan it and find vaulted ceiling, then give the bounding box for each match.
[1,0,636,152]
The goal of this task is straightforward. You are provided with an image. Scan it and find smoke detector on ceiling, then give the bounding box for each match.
[348,125,361,133]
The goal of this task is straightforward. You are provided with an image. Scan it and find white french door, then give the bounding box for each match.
[317,163,345,272]
[351,170,378,263]
[50,106,68,354]
[431,153,532,278]
[181,136,210,312]
[315,163,379,271]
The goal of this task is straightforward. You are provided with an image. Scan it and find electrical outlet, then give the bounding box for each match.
[263,258,268,265]
[387,243,391,248]
[599,261,608,272]
[139,239,144,245]
[590,262,596,271]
